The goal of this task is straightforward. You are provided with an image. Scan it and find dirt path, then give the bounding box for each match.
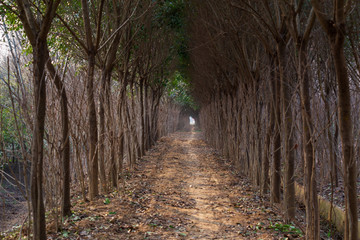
[44,131,297,239]
[135,131,285,239]
[153,131,262,239]
[0,172,28,233]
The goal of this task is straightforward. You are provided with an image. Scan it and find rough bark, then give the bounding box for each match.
[332,38,358,240]
[144,83,150,150]
[98,1,123,191]
[261,80,274,195]
[324,80,339,187]
[45,49,71,217]
[30,37,47,240]
[299,44,320,239]
[311,1,359,238]
[13,1,61,238]
[271,57,281,204]
[86,53,99,200]
[140,78,146,156]
[278,39,295,221]
[98,70,108,193]
[81,0,105,200]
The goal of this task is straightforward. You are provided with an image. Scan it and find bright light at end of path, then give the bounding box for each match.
[189,116,195,125]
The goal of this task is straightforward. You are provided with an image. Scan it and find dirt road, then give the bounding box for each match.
[46,131,295,239]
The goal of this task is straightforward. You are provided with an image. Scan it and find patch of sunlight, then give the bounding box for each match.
[189,116,195,125]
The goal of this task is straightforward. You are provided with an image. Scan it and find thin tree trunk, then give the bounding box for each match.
[80,0,105,200]
[106,83,117,189]
[45,49,71,217]
[14,1,61,237]
[310,2,358,237]
[271,57,281,204]
[30,39,47,240]
[87,53,99,200]
[117,82,127,187]
[139,79,145,155]
[278,41,295,221]
[261,100,273,195]
[299,44,320,239]
[130,85,141,162]
[324,79,338,187]
[73,137,87,202]
[332,38,358,240]
[98,70,108,193]
[144,83,150,150]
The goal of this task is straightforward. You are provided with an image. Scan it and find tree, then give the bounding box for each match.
[1,0,61,239]
[279,2,319,237]
[311,0,358,239]
[44,51,71,217]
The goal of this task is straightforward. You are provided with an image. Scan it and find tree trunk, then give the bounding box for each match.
[87,53,99,200]
[73,138,87,202]
[310,2,358,237]
[278,41,295,221]
[139,79,145,156]
[45,49,71,217]
[106,84,117,189]
[124,103,135,169]
[324,77,338,187]
[299,44,320,239]
[271,57,281,204]
[14,1,61,237]
[144,83,150,150]
[100,16,122,189]
[30,39,47,240]
[98,70,108,193]
[261,100,273,195]
[331,29,358,240]
[256,93,263,187]
[117,83,127,187]
[130,85,141,162]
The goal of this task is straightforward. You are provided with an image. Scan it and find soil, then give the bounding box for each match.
[0,174,28,233]
[1,131,346,239]
[47,131,301,239]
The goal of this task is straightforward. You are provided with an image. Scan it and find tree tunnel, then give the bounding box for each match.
[177,107,200,131]
[0,0,359,239]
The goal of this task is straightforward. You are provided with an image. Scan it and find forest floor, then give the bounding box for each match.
[50,131,302,239]
[0,168,28,234]
[1,130,344,239]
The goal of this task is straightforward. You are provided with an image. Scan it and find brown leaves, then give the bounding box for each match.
[45,132,293,239]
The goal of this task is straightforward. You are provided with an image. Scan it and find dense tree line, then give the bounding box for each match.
[188,1,359,239]
[0,0,192,239]
[1,0,359,239]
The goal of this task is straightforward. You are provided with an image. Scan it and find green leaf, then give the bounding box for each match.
[62,231,69,237]
[104,198,110,205]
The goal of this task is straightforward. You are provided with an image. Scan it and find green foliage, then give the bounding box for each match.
[268,221,303,237]
[155,0,186,31]
[154,0,193,108]
[62,230,69,238]
[0,78,28,166]
[166,71,198,110]
[49,0,84,59]
[154,0,190,73]
[103,198,110,205]
[0,5,23,32]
